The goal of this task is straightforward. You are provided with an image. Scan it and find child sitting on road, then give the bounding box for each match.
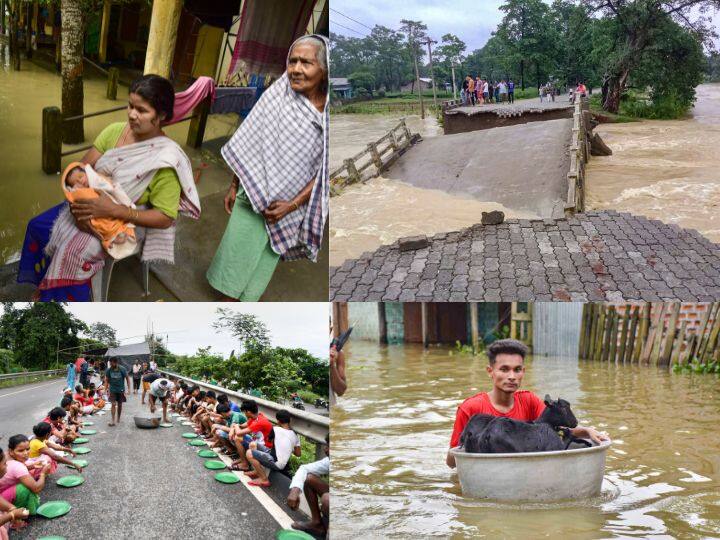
[61,161,137,259]
[245,409,301,488]
[0,436,52,523]
[41,407,77,444]
[28,423,82,474]
[210,403,246,456]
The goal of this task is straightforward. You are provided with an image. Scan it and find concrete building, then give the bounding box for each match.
[331,77,352,98]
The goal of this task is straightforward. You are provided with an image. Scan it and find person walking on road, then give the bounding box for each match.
[131,361,142,394]
[508,79,515,103]
[104,357,130,427]
[65,361,75,393]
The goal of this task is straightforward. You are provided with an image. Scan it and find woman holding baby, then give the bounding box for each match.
[17,75,201,301]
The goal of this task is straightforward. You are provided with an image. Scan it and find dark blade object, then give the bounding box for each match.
[331,327,353,352]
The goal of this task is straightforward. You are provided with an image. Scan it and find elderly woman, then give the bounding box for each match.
[17,75,201,301]
[206,34,329,301]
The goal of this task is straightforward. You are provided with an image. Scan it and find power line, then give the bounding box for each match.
[330,8,374,31]
[329,19,366,36]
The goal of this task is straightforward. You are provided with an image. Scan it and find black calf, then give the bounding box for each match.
[461,395,592,454]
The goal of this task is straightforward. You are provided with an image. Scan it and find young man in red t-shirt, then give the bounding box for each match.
[229,399,274,472]
[447,339,608,468]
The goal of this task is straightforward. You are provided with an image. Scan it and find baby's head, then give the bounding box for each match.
[66,166,88,188]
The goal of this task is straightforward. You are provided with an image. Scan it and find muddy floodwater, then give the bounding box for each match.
[0,47,237,265]
[587,83,720,243]
[330,177,537,266]
[332,341,720,539]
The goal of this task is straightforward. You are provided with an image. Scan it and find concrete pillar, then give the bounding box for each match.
[98,0,111,63]
[143,0,182,78]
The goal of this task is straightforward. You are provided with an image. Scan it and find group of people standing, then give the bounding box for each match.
[461,76,516,106]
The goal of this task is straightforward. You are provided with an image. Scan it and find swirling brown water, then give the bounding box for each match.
[586,84,720,242]
[331,341,720,539]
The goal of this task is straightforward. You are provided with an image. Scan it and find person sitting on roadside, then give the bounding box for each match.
[229,400,274,472]
[178,385,200,415]
[0,436,51,522]
[0,456,30,536]
[88,387,106,411]
[210,403,247,455]
[191,390,217,435]
[60,396,84,429]
[28,422,82,474]
[287,434,329,537]
[42,407,78,444]
[169,381,186,412]
[197,392,226,435]
[148,377,175,423]
[245,409,301,488]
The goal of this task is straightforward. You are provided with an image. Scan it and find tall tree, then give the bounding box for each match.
[86,321,119,347]
[213,308,271,352]
[583,0,720,112]
[399,19,428,113]
[436,33,467,92]
[61,0,84,143]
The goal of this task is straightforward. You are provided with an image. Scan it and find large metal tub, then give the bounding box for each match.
[134,414,161,429]
[451,439,611,501]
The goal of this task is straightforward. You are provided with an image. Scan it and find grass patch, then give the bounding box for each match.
[287,436,326,477]
[0,375,61,390]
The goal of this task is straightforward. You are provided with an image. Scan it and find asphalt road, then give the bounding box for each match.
[0,380,302,540]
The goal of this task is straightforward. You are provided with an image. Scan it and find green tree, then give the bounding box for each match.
[583,0,720,113]
[213,309,271,352]
[436,33,467,91]
[86,321,119,347]
[348,69,376,94]
[3,303,87,370]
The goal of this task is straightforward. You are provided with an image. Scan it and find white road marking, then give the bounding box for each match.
[0,380,63,399]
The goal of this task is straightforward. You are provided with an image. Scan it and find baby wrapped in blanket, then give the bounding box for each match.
[61,161,137,259]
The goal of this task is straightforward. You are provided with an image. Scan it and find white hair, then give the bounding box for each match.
[291,36,327,73]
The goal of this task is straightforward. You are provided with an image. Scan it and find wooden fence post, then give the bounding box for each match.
[670,320,687,368]
[578,304,589,359]
[607,308,618,363]
[344,158,360,185]
[186,93,211,149]
[593,305,606,362]
[625,305,640,364]
[659,303,680,366]
[42,106,62,174]
[106,67,119,100]
[617,305,629,364]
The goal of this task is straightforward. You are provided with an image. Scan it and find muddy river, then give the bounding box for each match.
[586,83,720,243]
[0,46,237,265]
[331,341,720,539]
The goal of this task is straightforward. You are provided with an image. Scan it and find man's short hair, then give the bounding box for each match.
[240,400,259,415]
[216,403,230,414]
[276,410,291,424]
[487,339,529,365]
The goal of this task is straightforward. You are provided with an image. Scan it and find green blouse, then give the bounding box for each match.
[93,122,182,219]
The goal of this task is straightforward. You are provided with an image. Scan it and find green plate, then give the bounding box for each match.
[56,475,84,488]
[73,437,89,444]
[214,471,240,484]
[79,429,97,435]
[73,447,91,455]
[37,500,72,519]
[159,422,173,428]
[276,530,316,540]
[67,459,88,468]
[203,460,226,470]
[197,449,217,458]
[82,421,94,425]
[188,439,207,447]
[182,432,198,439]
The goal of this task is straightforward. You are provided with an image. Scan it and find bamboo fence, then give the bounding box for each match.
[578,303,720,368]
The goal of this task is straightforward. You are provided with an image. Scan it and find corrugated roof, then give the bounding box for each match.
[104,341,151,357]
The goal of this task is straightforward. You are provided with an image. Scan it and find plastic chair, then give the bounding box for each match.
[90,242,150,301]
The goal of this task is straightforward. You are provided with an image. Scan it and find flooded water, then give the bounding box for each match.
[586,83,720,242]
[0,46,237,264]
[330,113,441,171]
[332,341,720,539]
[330,177,537,266]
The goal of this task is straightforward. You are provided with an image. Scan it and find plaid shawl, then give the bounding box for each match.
[40,136,201,289]
[221,34,329,262]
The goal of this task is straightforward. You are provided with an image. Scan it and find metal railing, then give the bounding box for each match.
[158,369,329,458]
[0,369,65,386]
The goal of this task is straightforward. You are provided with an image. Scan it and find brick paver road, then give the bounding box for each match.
[329,211,720,302]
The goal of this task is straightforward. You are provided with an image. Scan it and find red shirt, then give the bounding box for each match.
[74,357,85,372]
[247,413,274,448]
[449,390,545,448]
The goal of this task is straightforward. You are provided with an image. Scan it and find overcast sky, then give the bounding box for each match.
[330,1,720,53]
[5,303,329,358]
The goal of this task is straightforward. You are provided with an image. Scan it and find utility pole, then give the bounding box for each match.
[424,36,438,112]
[412,40,425,119]
[56,337,60,370]
[401,19,427,120]
[451,60,458,100]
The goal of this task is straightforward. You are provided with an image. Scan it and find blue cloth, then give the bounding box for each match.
[229,402,241,413]
[66,364,75,391]
[17,203,92,301]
